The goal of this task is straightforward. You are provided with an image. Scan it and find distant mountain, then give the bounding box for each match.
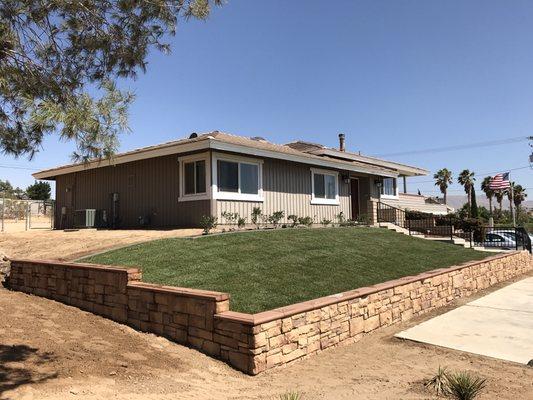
[444,195,533,211]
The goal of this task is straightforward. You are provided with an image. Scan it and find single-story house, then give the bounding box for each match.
[33,131,450,229]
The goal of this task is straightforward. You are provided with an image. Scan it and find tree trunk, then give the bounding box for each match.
[488,197,493,215]
[444,190,447,205]
[467,187,471,217]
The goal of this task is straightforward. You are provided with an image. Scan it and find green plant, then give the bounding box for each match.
[268,211,285,228]
[251,207,262,229]
[339,219,358,227]
[425,366,450,396]
[356,214,371,225]
[279,391,302,400]
[298,216,313,227]
[288,214,299,227]
[321,218,332,227]
[221,211,239,228]
[237,217,246,229]
[199,215,218,235]
[446,371,486,400]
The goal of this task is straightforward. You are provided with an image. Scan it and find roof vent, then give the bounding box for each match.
[189,132,198,139]
[251,136,267,142]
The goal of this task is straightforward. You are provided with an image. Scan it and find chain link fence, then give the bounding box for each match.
[0,194,54,232]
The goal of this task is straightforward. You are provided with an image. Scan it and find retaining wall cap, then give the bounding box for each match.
[127,281,229,301]
[215,251,527,326]
[10,259,141,274]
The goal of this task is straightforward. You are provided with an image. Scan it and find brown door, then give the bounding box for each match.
[351,179,360,220]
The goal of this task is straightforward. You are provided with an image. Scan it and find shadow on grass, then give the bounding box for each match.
[0,344,57,396]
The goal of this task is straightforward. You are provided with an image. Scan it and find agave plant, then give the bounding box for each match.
[446,371,486,400]
[279,391,302,400]
[425,365,450,396]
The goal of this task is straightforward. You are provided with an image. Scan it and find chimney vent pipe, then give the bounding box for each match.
[338,133,346,152]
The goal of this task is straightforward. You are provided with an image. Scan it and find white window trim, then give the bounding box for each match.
[178,153,211,202]
[212,152,264,202]
[310,168,340,205]
[380,177,399,199]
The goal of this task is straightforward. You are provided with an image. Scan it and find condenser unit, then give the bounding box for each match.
[73,209,107,228]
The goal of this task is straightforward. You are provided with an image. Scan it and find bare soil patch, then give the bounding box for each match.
[1,275,532,400]
[0,228,203,261]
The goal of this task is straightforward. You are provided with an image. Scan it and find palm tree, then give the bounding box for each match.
[507,182,516,218]
[433,168,453,204]
[458,169,475,216]
[480,176,495,215]
[495,190,505,213]
[512,184,527,214]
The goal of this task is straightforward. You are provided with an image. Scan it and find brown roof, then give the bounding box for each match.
[33,131,426,179]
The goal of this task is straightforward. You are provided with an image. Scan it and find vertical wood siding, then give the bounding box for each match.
[216,158,351,225]
[54,155,210,229]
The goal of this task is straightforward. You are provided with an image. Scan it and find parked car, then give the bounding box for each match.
[482,232,516,250]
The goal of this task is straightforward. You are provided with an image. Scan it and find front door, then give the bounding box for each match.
[350,179,360,220]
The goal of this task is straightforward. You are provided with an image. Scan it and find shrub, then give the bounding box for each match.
[425,366,450,396]
[321,218,332,227]
[288,214,299,227]
[279,391,302,400]
[298,216,313,227]
[356,214,370,225]
[251,207,262,229]
[221,211,239,229]
[237,217,246,229]
[446,371,486,400]
[200,215,217,235]
[268,211,285,228]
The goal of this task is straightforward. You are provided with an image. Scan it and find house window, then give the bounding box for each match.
[179,154,210,202]
[311,169,339,205]
[184,160,206,195]
[213,154,263,201]
[380,178,397,197]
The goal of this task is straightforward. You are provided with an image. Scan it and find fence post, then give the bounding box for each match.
[1,193,4,233]
[515,227,519,251]
[449,217,453,241]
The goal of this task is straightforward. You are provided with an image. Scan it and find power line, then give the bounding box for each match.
[0,164,40,171]
[375,136,528,157]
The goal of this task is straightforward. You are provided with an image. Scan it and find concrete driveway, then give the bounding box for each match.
[396,277,533,365]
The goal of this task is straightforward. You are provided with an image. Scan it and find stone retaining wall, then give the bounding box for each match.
[6,251,532,375]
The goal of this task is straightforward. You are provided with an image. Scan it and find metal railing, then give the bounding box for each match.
[376,202,454,240]
[377,202,532,253]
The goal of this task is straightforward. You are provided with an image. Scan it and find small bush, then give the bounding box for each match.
[425,366,450,396]
[200,215,217,235]
[251,207,262,229]
[237,217,246,229]
[356,214,371,225]
[298,216,313,227]
[446,371,486,400]
[339,219,358,227]
[221,211,239,229]
[279,391,302,400]
[269,211,285,228]
[321,218,332,227]
[288,214,298,227]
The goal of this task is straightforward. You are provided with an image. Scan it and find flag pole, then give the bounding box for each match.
[510,172,516,227]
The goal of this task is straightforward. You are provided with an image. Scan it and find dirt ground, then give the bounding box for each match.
[1,276,532,400]
[0,228,203,261]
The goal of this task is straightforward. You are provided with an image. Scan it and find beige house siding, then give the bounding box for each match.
[216,158,351,225]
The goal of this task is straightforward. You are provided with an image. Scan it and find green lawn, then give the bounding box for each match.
[82,227,488,313]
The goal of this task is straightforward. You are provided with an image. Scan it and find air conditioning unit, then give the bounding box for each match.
[74,209,107,228]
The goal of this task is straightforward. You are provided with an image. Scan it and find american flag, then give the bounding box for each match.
[489,172,511,190]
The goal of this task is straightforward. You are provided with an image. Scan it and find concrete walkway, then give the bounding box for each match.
[396,277,533,365]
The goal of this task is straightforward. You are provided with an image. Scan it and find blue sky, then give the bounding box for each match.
[2,0,532,198]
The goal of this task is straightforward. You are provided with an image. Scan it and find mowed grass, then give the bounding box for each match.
[82,227,489,313]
